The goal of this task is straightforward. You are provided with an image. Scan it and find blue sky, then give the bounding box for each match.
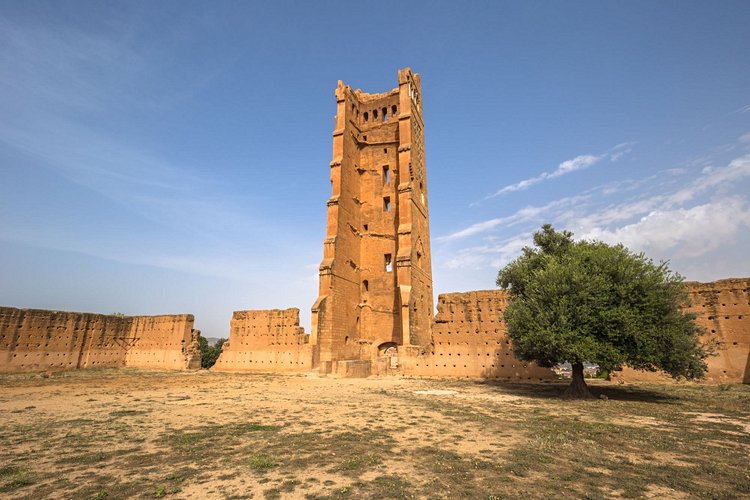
[1,1,749,337]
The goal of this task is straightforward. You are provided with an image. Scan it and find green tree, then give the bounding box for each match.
[198,336,227,369]
[497,224,710,398]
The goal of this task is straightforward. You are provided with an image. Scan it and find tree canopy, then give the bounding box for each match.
[198,336,227,369]
[497,224,710,398]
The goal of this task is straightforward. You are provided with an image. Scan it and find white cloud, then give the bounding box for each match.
[549,154,601,178]
[581,197,750,258]
[666,154,750,206]
[439,153,750,280]
[481,154,602,199]
[477,142,635,203]
[443,234,532,270]
[439,195,589,241]
[729,104,750,115]
[739,131,750,144]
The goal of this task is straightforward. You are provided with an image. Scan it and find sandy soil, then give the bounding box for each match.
[1,369,748,499]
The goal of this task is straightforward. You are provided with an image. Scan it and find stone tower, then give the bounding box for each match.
[311,68,433,371]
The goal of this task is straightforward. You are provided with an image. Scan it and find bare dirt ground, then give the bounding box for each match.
[1,369,749,499]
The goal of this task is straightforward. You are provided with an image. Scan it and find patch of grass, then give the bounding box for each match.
[0,465,34,492]
[280,479,301,492]
[248,455,276,471]
[109,409,149,417]
[336,453,381,472]
[263,487,281,499]
[58,451,109,464]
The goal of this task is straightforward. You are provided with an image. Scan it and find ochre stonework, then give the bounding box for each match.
[0,307,200,373]
[616,279,750,384]
[310,68,434,374]
[1,68,748,384]
[212,309,312,372]
[400,291,555,380]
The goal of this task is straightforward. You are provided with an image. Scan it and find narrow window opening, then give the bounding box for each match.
[392,104,397,115]
[356,109,360,118]
[373,109,378,120]
[382,107,388,121]
[363,135,367,141]
[363,223,368,231]
[384,148,388,154]
[417,250,423,268]
[364,112,369,122]
[383,166,390,185]
[345,335,350,345]
[385,254,392,272]
[383,196,391,212]
[362,280,369,292]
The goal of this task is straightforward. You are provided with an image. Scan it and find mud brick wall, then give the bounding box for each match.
[125,314,196,370]
[212,308,313,372]
[617,279,750,384]
[401,290,555,380]
[0,307,196,373]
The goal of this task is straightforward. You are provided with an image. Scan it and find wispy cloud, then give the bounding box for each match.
[729,104,750,115]
[476,143,634,204]
[439,195,589,241]
[444,234,532,270]
[440,151,750,277]
[485,154,601,198]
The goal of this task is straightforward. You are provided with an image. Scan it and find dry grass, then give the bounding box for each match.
[0,369,748,499]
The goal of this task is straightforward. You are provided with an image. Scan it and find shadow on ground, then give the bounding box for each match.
[474,379,681,403]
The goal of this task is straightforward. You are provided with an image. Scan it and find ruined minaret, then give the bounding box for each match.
[311,68,433,369]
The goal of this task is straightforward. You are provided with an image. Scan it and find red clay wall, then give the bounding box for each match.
[400,290,555,380]
[616,279,750,384]
[126,314,197,370]
[0,307,197,373]
[212,308,313,372]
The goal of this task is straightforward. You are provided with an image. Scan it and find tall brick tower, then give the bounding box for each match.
[311,68,433,371]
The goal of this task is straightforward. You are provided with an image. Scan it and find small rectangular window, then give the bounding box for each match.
[385,254,392,272]
[383,166,390,185]
[383,196,391,212]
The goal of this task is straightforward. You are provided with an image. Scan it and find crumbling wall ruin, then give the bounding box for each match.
[212,308,313,372]
[0,307,200,373]
[400,290,555,380]
[616,278,750,384]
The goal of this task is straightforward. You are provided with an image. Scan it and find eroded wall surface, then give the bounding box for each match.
[212,308,313,372]
[0,307,199,373]
[400,290,555,380]
[616,279,750,384]
[312,68,434,371]
[126,314,199,370]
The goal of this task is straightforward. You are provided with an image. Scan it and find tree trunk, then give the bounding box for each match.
[564,361,594,399]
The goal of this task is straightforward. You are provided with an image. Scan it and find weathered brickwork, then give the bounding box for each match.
[616,279,750,384]
[0,307,200,373]
[212,308,313,372]
[401,291,555,379]
[311,68,434,373]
